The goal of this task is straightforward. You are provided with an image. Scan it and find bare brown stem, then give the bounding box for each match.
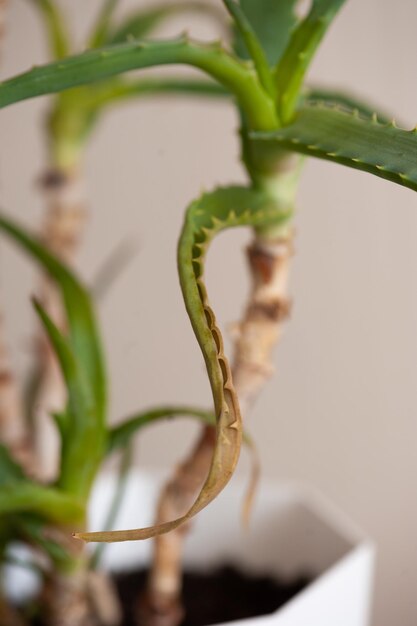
[138,229,293,626]
[0,594,28,626]
[32,166,87,478]
[42,564,121,626]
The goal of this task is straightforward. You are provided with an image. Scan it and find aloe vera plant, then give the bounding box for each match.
[0,1,416,625]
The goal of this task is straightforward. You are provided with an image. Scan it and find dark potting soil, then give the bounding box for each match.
[115,565,310,626]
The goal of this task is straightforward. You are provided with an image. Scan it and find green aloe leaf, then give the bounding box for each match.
[303,85,393,124]
[233,0,298,66]
[0,37,277,131]
[223,0,274,97]
[0,445,83,527]
[108,406,215,454]
[105,2,221,45]
[0,215,107,500]
[252,104,417,193]
[0,484,83,525]
[275,0,347,123]
[0,215,105,419]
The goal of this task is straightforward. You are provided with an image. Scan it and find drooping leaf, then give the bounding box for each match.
[275,0,347,122]
[75,186,288,543]
[0,37,277,131]
[233,0,298,66]
[252,103,417,193]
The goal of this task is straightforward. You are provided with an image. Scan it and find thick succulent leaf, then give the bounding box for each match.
[252,104,417,193]
[0,215,107,500]
[29,0,69,59]
[0,484,83,525]
[105,2,222,45]
[0,37,277,131]
[233,0,298,66]
[275,0,347,122]
[32,299,96,438]
[223,0,274,97]
[304,85,393,124]
[0,215,106,418]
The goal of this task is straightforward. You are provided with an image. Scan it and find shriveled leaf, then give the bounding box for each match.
[275,0,347,122]
[76,186,287,543]
[233,0,298,66]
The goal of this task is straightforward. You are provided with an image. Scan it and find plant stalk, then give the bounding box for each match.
[41,535,121,626]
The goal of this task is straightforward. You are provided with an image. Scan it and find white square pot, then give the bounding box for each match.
[90,471,375,626]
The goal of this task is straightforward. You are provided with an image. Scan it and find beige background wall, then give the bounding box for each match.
[1,1,417,624]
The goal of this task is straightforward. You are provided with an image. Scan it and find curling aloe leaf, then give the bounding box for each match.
[233,0,298,66]
[76,185,289,543]
[252,104,417,193]
[275,0,347,123]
